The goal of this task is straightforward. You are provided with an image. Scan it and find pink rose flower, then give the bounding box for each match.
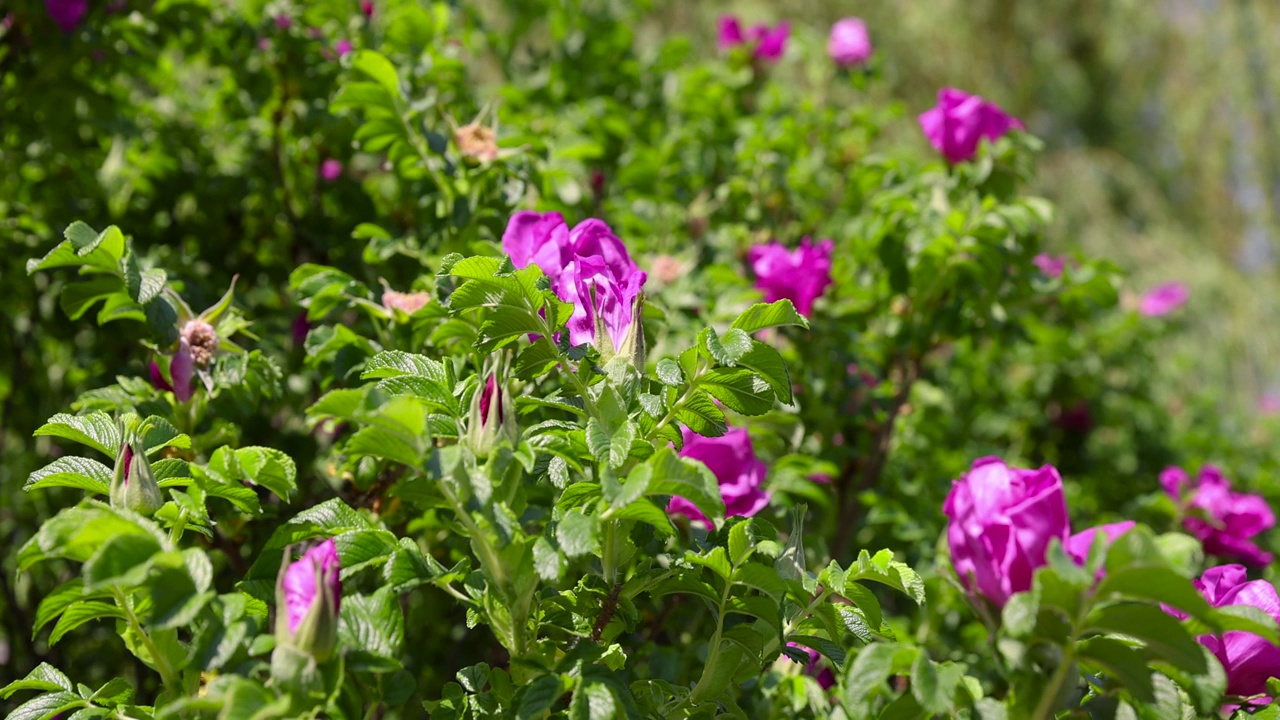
[828,18,872,66]
[747,237,834,317]
[667,426,769,525]
[1163,465,1274,566]
[945,457,1069,607]
[1138,282,1189,317]
[918,88,1023,164]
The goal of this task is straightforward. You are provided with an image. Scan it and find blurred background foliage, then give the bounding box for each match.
[3,0,1279,699]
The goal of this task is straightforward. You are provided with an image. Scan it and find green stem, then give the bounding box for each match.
[1031,650,1075,720]
[759,589,833,661]
[649,359,706,441]
[685,578,735,706]
[437,477,507,591]
[167,516,187,546]
[112,587,181,697]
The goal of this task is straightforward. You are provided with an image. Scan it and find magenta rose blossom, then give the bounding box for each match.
[944,457,1070,607]
[46,0,87,33]
[1163,465,1274,566]
[1138,281,1189,317]
[1185,565,1280,697]
[717,15,788,61]
[335,39,353,56]
[1064,521,1136,566]
[747,237,834,317]
[828,18,872,66]
[276,539,342,662]
[919,88,1024,164]
[1033,253,1067,278]
[501,211,646,352]
[320,159,343,182]
[667,426,769,526]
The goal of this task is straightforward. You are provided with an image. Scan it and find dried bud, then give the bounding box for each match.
[465,361,518,459]
[181,320,219,368]
[381,288,431,316]
[652,255,684,285]
[275,540,342,663]
[109,431,163,516]
[454,123,499,163]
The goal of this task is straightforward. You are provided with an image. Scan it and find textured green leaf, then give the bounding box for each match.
[24,457,112,494]
[702,327,752,366]
[655,358,683,386]
[33,413,121,458]
[1076,636,1156,704]
[234,447,297,501]
[699,368,775,415]
[339,587,404,659]
[557,509,601,558]
[646,447,725,523]
[0,663,74,699]
[735,341,793,404]
[730,300,810,333]
[1085,604,1207,674]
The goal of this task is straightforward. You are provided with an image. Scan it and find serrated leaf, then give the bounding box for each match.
[646,447,724,523]
[24,457,112,494]
[702,327,752,366]
[699,368,775,415]
[48,602,126,646]
[33,413,121,458]
[730,300,810,333]
[0,663,74,699]
[557,510,600,558]
[655,358,682,386]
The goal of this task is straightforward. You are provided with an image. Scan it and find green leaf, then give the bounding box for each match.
[732,562,786,600]
[82,533,163,590]
[5,691,86,720]
[699,368,775,415]
[48,601,126,646]
[735,341,793,404]
[557,509,601,558]
[362,350,448,382]
[701,327,752,367]
[1085,604,1207,674]
[59,278,124,321]
[851,549,926,604]
[24,457,112,494]
[646,447,725,523]
[586,417,635,469]
[0,663,74,699]
[655,358,683,386]
[517,674,566,720]
[350,50,402,98]
[673,391,726,437]
[339,587,405,659]
[1076,636,1156,704]
[234,447,297,502]
[730,300,810,333]
[33,413,121,458]
[842,643,898,713]
[1095,566,1214,625]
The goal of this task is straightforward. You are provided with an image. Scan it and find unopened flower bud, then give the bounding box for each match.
[465,361,518,459]
[109,432,163,516]
[275,540,341,663]
[595,293,646,372]
[180,320,219,368]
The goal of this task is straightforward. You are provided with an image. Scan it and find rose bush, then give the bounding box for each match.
[2,1,1279,719]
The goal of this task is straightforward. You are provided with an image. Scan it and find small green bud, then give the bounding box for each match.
[465,356,518,459]
[109,428,163,517]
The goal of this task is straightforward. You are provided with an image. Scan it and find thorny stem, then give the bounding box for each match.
[590,584,622,643]
[682,577,736,708]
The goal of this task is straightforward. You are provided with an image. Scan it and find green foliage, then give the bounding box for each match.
[2,1,1279,719]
